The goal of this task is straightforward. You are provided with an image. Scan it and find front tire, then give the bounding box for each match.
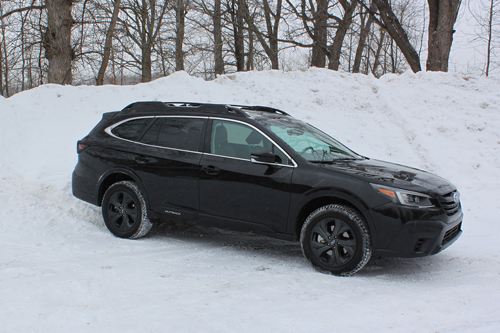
[102,181,152,239]
[300,204,371,276]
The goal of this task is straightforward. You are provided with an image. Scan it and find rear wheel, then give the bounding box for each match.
[102,181,152,239]
[300,204,371,276]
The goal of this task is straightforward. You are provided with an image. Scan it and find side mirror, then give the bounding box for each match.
[250,150,277,164]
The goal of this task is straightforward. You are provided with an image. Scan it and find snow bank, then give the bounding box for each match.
[1,69,499,332]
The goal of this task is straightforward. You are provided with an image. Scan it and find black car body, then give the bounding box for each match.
[72,102,462,275]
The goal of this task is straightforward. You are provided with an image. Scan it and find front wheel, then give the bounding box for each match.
[300,204,371,276]
[102,181,152,239]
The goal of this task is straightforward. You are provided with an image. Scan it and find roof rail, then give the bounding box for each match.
[120,101,289,116]
[229,105,290,116]
[121,101,169,112]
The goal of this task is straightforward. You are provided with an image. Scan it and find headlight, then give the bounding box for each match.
[371,184,435,208]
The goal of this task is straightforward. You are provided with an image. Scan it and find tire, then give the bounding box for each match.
[300,204,371,276]
[102,181,152,239]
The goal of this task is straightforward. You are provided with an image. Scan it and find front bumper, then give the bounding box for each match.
[372,209,463,258]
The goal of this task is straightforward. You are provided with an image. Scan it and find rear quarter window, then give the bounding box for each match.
[111,118,152,141]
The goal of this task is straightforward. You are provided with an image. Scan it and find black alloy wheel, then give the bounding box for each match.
[301,204,371,276]
[102,181,152,239]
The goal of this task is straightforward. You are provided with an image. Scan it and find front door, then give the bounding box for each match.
[199,119,294,233]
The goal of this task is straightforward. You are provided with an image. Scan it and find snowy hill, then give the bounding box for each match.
[1,69,499,332]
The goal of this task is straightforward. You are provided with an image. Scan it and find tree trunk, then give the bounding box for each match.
[214,0,224,75]
[140,0,151,82]
[0,7,4,96]
[234,0,246,71]
[267,0,281,69]
[175,0,186,71]
[485,0,494,76]
[372,0,421,73]
[43,0,74,84]
[328,0,358,70]
[426,0,461,72]
[97,0,121,86]
[0,36,3,96]
[246,28,254,70]
[311,0,328,67]
[372,29,385,76]
[353,1,375,73]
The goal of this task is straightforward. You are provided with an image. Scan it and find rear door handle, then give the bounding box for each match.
[134,155,150,164]
[201,165,220,175]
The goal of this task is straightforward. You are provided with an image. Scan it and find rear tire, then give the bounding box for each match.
[300,204,371,276]
[102,181,152,239]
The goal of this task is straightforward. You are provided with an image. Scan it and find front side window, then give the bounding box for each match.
[210,119,289,164]
[111,118,152,141]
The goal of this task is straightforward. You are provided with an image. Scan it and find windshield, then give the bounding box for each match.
[253,115,361,162]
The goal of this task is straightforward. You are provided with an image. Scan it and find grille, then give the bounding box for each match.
[439,191,461,216]
[442,222,461,245]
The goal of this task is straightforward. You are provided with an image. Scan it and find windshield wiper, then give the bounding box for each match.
[310,157,364,163]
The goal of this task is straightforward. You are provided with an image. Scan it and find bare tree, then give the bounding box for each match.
[367,0,421,72]
[353,1,375,73]
[231,0,246,71]
[470,0,499,76]
[214,0,224,74]
[328,0,358,70]
[426,0,461,71]
[97,0,122,85]
[244,0,283,69]
[174,0,187,71]
[43,0,75,84]
[118,0,169,82]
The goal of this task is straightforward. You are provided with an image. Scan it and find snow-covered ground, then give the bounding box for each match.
[1,69,499,332]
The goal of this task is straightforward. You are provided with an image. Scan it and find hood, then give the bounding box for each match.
[318,159,455,195]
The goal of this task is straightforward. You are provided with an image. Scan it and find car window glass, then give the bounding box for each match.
[157,117,204,151]
[111,118,152,141]
[211,120,289,164]
[140,119,160,145]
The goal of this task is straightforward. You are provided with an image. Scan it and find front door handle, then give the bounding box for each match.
[134,155,150,164]
[201,165,220,176]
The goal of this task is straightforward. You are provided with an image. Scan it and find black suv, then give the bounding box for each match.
[72,102,462,275]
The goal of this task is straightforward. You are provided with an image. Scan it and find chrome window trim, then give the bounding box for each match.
[209,117,298,168]
[104,115,298,167]
[104,115,208,154]
[203,152,295,168]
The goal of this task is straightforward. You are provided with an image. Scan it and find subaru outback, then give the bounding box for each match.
[72,102,462,275]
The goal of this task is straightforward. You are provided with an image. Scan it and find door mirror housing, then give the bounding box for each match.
[250,150,277,164]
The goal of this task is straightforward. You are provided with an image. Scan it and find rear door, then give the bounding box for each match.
[126,116,207,220]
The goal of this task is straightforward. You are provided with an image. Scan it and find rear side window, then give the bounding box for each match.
[157,117,205,152]
[111,118,152,141]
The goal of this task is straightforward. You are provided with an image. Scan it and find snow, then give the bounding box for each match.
[1,69,499,332]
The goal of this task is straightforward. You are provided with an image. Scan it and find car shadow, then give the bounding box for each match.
[146,220,461,278]
[147,220,304,261]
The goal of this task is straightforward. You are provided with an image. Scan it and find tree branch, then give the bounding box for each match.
[0,5,46,20]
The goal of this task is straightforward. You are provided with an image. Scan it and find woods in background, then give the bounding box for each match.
[0,0,484,97]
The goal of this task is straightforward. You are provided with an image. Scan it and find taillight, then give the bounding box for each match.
[77,141,89,153]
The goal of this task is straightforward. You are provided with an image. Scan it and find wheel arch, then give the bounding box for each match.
[96,168,148,207]
[291,190,375,242]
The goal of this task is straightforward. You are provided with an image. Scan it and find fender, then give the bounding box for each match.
[287,186,376,242]
[95,167,150,207]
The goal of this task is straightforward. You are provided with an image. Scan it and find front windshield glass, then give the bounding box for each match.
[253,114,361,162]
